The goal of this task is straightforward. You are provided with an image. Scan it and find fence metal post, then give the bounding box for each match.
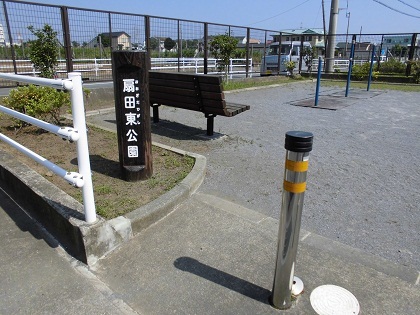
[271,131,313,310]
[315,57,322,106]
[345,35,356,97]
[367,44,375,91]
[68,72,96,223]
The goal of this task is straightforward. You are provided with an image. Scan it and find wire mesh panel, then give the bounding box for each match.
[111,13,145,50]
[149,17,178,71]
[0,1,417,86]
[0,1,62,85]
[248,28,268,75]
[207,23,231,75]
[178,20,204,73]
[68,8,112,81]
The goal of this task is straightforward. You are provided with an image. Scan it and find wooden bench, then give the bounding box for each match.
[149,71,250,136]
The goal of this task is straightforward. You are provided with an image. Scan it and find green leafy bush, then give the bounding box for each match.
[285,61,297,75]
[408,60,420,83]
[3,85,70,127]
[379,59,406,74]
[352,62,378,81]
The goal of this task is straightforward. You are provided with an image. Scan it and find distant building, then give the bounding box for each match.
[87,31,131,50]
[272,28,326,48]
[381,34,419,57]
[0,24,7,46]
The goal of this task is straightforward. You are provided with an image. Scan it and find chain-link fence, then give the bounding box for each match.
[0,0,418,86]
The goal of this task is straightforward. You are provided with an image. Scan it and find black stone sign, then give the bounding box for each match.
[112,51,152,181]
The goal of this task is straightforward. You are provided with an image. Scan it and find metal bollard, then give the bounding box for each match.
[271,131,313,310]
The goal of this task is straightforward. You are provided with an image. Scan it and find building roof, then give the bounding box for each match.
[279,28,326,35]
[98,31,131,38]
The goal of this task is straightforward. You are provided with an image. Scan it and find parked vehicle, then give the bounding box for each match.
[260,41,312,76]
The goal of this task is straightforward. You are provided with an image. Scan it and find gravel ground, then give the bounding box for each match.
[88,81,420,270]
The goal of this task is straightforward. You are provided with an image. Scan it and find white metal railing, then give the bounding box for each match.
[311,58,371,72]
[0,72,96,223]
[0,58,252,78]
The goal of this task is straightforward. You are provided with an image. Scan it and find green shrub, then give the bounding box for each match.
[285,61,297,75]
[3,85,70,127]
[408,60,420,83]
[352,62,378,81]
[379,59,406,74]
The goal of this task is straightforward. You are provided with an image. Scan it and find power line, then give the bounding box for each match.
[248,0,312,26]
[397,0,420,12]
[373,0,420,18]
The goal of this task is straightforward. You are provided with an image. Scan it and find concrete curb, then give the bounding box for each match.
[0,139,206,266]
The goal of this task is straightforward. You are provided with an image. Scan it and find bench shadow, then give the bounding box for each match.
[174,256,271,305]
[103,118,224,141]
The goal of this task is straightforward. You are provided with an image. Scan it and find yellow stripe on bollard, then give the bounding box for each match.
[285,160,309,172]
[283,180,306,194]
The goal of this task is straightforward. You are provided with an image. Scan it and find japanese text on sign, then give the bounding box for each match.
[122,79,141,158]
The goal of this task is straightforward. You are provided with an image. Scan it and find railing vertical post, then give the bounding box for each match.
[245,28,250,78]
[271,131,313,310]
[68,72,96,223]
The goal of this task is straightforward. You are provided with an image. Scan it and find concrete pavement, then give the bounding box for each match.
[1,186,419,314]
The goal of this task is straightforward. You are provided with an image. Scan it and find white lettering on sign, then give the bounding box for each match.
[122,77,141,158]
[123,79,135,92]
[126,129,138,142]
[124,96,136,108]
[127,146,139,158]
[125,112,138,125]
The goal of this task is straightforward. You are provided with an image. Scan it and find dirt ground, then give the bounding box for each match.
[0,96,194,219]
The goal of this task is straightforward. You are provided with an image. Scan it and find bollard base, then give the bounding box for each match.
[269,277,304,311]
[268,294,294,310]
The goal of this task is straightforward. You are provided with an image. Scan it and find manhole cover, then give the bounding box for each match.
[310,285,360,315]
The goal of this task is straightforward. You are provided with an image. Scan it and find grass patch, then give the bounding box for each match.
[222,76,295,90]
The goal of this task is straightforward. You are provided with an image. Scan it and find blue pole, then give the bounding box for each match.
[314,57,322,106]
[345,36,356,97]
[367,44,375,91]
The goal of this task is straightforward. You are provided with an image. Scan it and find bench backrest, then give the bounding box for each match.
[149,71,229,116]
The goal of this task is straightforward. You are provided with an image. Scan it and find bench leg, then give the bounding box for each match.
[152,104,160,123]
[205,114,215,136]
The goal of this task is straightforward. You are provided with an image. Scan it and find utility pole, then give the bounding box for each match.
[322,0,327,61]
[325,0,339,73]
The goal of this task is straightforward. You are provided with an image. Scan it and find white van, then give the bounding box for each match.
[260,41,311,76]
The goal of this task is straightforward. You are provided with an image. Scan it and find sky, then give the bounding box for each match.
[17,0,420,34]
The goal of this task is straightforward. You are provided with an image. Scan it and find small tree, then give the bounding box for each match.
[150,37,159,50]
[409,60,420,83]
[164,37,176,51]
[303,46,317,73]
[27,24,59,78]
[209,33,238,80]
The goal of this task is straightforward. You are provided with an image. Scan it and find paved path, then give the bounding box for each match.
[87,82,420,270]
[1,81,419,314]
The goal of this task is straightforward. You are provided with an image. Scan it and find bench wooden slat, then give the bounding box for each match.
[148,71,250,135]
[150,86,224,102]
[150,71,222,85]
[150,77,223,93]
